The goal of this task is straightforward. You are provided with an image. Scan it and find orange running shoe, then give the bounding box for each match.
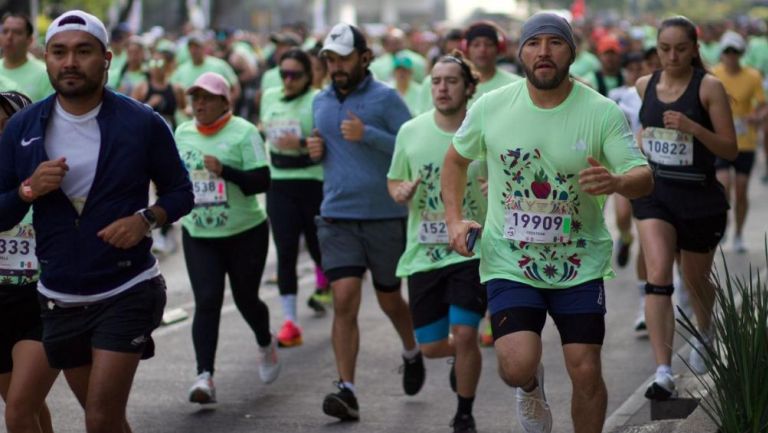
[277,320,303,347]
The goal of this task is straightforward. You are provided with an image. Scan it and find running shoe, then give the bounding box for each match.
[615,236,632,268]
[188,371,216,404]
[451,413,477,433]
[644,371,677,400]
[258,335,281,384]
[322,382,359,421]
[401,352,426,396]
[634,301,646,334]
[277,320,303,348]
[312,289,333,306]
[151,230,167,255]
[480,323,493,347]
[688,337,712,375]
[306,294,327,316]
[516,364,552,433]
[733,235,747,254]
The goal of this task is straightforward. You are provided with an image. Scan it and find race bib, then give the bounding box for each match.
[503,199,571,244]
[418,214,449,244]
[641,127,694,166]
[266,119,302,144]
[0,225,37,277]
[191,170,227,205]
[734,117,748,136]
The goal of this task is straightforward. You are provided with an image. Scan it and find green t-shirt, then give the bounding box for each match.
[700,42,721,68]
[0,74,20,92]
[0,58,54,101]
[171,56,239,90]
[397,81,422,116]
[744,36,768,78]
[370,50,427,84]
[570,51,601,79]
[0,211,38,286]
[117,69,147,96]
[260,67,282,92]
[259,87,322,181]
[107,50,127,89]
[452,80,647,287]
[388,110,487,277]
[583,71,622,96]
[416,68,521,115]
[175,117,269,238]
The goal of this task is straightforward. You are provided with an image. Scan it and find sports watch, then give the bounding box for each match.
[136,208,158,231]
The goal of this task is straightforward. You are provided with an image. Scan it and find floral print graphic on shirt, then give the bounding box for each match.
[415,162,481,263]
[499,147,587,284]
[180,148,230,229]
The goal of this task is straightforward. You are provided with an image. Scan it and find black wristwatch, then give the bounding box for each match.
[136,208,158,231]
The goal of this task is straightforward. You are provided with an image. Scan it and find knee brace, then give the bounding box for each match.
[645,282,674,296]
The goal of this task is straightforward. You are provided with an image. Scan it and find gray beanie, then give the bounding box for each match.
[518,12,576,62]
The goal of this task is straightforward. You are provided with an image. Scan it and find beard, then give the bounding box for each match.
[522,61,570,90]
[331,68,364,91]
[49,70,103,99]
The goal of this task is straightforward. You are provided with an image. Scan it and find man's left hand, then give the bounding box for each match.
[341,111,365,142]
[97,215,149,249]
[579,157,618,195]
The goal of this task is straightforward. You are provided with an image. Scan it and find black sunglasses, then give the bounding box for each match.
[280,69,305,80]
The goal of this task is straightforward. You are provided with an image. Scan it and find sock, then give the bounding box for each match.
[402,346,420,360]
[521,376,539,393]
[637,280,646,298]
[342,381,356,394]
[281,295,297,323]
[656,364,672,378]
[456,394,475,417]
[620,230,633,243]
[315,266,329,290]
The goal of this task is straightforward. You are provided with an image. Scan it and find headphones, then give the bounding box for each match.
[460,21,507,54]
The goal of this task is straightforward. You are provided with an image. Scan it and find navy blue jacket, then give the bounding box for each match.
[0,90,193,296]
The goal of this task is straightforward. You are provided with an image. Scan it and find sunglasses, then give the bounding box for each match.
[148,59,166,69]
[280,69,305,80]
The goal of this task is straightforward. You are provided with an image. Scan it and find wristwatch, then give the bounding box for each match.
[136,208,158,231]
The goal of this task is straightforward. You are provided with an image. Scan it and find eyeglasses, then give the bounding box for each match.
[280,69,305,80]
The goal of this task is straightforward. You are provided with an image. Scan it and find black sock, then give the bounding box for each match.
[456,394,475,417]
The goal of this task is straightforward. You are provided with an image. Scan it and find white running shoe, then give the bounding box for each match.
[688,337,711,375]
[733,236,747,254]
[259,335,282,384]
[151,230,167,255]
[644,371,677,400]
[189,371,216,404]
[515,364,552,433]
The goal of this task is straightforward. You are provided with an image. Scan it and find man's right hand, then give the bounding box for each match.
[21,157,68,202]
[447,219,482,257]
[307,129,324,161]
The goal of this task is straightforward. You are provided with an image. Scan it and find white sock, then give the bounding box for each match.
[342,381,356,394]
[281,295,297,323]
[402,346,420,360]
[656,364,672,378]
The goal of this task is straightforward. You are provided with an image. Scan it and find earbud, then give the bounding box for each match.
[104,60,109,69]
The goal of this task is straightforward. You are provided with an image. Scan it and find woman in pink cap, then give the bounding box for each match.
[174,72,281,404]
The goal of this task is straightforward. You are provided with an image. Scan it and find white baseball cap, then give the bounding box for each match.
[45,10,109,49]
[720,30,746,53]
[321,23,368,56]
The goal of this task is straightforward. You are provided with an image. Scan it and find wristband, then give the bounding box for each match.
[21,178,36,201]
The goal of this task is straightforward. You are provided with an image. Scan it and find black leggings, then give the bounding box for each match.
[182,222,271,375]
[266,179,323,296]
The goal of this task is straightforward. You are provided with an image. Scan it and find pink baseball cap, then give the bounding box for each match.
[186,72,230,102]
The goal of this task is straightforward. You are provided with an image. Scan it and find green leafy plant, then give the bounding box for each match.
[677,244,768,433]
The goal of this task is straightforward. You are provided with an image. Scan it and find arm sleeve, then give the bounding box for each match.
[451,97,487,161]
[220,165,270,196]
[361,90,412,155]
[0,121,31,231]
[386,125,412,181]
[147,112,194,223]
[601,103,649,174]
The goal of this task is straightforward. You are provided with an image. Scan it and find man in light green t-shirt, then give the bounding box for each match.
[171,36,241,102]
[415,22,520,115]
[387,54,486,433]
[370,28,427,84]
[441,13,652,433]
[0,14,54,101]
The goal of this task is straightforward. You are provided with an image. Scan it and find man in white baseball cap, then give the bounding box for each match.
[1,9,194,433]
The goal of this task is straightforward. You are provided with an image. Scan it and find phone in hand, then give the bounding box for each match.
[466,227,480,252]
